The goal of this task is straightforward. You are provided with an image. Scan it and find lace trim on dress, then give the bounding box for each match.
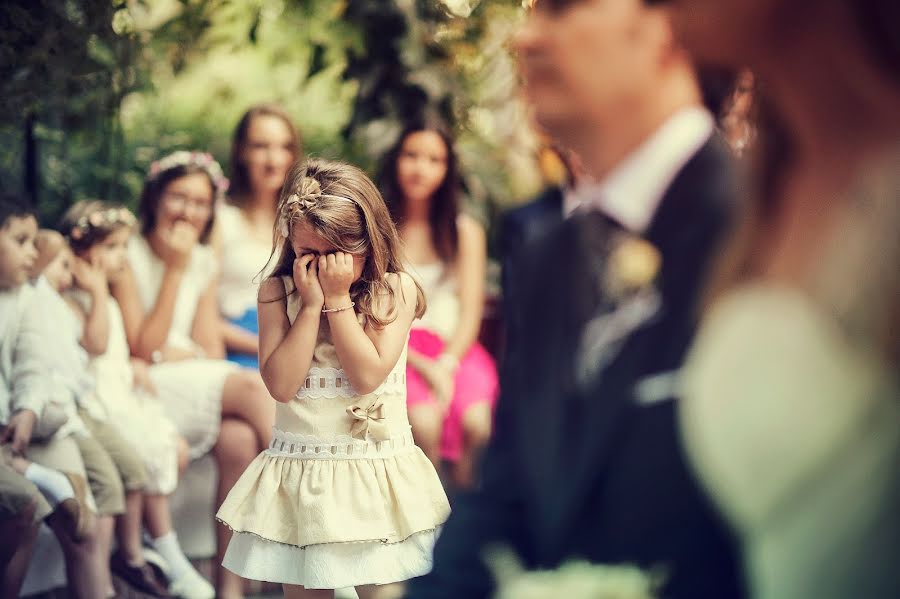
[295,367,406,400]
[266,427,416,460]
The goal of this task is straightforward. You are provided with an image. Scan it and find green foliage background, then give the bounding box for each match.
[0,0,540,240]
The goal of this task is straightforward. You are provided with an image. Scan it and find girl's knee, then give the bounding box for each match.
[409,407,442,443]
[462,404,493,449]
[223,371,273,414]
[214,420,258,465]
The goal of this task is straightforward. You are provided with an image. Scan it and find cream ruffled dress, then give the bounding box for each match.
[217,277,450,589]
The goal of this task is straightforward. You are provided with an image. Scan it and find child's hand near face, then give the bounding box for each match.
[71,256,107,297]
[293,254,325,311]
[158,220,199,270]
[318,252,355,307]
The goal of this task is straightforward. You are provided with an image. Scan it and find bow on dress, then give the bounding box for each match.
[347,396,390,441]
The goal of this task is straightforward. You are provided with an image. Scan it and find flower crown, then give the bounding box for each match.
[69,207,137,241]
[147,151,229,198]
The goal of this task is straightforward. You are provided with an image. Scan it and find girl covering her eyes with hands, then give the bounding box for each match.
[217,159,449,599]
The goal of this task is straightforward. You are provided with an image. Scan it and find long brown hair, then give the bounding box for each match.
[706,0,900,357]
[379,120,461,264]
[265,158,425,328]
[710,0,900,294]
[229,104,302,206]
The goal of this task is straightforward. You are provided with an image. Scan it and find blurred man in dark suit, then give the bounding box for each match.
[407,1,744,597]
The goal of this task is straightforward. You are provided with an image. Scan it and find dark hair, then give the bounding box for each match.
[378,120,461,264]
[137,164,218,244]
[229,104,302,206]
[851,0,900,84]
[0,194,36,230]
[697,66,739,117]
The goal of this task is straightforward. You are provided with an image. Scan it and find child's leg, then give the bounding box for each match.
[96,515,116,595]
[46,511,107,599]
[283,585,334,599]
[356,583,405,599]
[145,491,214,598]
[213,418,259,599]
[144,434,187,537]
[25,435,108,598]
[117,490,144,563]
[220,370,276,452]
[144,493,173,538]
[0,464,46,599]
[4,452,92,539]
[0,502,39,599]
[79,411,149,561]
[453,402,493,489]
[73,433,127,596]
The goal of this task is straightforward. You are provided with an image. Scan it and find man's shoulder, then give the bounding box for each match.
[503,187,564,231]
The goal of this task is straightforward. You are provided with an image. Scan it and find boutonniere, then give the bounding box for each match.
[603,235,661,301]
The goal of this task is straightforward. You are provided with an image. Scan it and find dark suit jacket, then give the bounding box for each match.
[499,186,564,357]
[407,137,745,599]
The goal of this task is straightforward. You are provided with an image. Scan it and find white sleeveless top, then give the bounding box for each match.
[406,262,459,340]
[127,234,217,351]
[217,203,273,319]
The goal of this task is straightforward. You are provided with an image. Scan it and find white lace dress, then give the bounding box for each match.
[128,235,237,459]
[217,277,450,588]
[70,292,180,494]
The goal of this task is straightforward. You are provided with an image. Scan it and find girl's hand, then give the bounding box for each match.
[294,254,325,311]
[417,359,455,415]
[129,357,157,395]
[0,410,37,455]
[71,257,108,296]
[318,252,355,307]
[158,221,199,270]
[430,365,455,415]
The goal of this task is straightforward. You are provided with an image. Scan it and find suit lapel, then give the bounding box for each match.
[542,137,737,559]
[516,212,621,546]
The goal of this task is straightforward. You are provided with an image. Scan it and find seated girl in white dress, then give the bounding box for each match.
[61,200,214,598]
[111,151,276,598]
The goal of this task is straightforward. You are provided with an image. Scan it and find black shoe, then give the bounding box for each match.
[111,552,172,597]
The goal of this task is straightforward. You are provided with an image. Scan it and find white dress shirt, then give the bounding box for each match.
[566,107,715,230]
[0,284,49,424]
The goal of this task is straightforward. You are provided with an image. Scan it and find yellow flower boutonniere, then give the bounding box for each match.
[604,236,662,300]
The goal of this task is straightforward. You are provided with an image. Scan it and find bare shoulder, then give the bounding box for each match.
[457,213,485,237]
[457,213,486,248]
[381,271,417,313]
[388,270,416,295]
[258,276,289,304]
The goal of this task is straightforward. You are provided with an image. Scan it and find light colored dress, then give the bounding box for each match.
[217,203,273,369]
[680,150,900,599]
[406,262,499,461]
[128,234,236,459]
[70,292,180,495]
[217,276,450,589]
[29,277,92,439]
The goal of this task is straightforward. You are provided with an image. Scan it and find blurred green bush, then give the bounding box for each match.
[0,0,539,243]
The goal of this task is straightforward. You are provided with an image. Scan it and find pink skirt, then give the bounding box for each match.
[406,328,499,461]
